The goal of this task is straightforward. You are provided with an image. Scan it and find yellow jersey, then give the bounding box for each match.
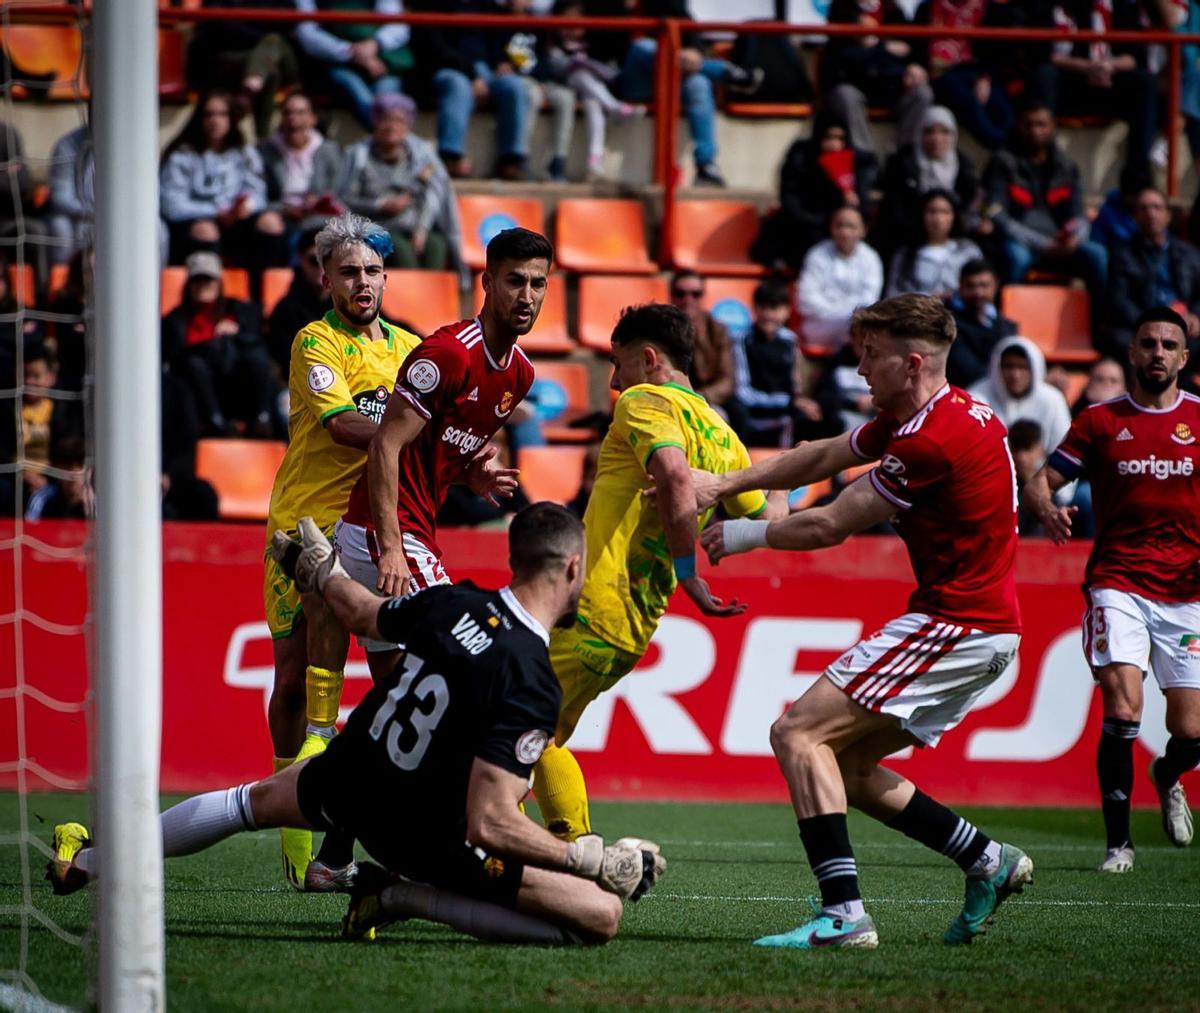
[266,310,421,539]
[576,381,767,655]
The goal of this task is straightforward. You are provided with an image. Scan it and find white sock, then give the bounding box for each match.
[967,840,1003,879]
[380,881,575,944]
[822,899,866,921]
[74,847,96,875]
[161,784,257,858]
[305,724,336,741]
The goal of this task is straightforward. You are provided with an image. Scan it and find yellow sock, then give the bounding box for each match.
[532,744,591,841]
[306,666,344,728]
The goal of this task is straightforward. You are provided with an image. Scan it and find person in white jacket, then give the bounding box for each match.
[796,206,884,350]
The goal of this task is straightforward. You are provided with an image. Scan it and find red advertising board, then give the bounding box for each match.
[1,520,1191,807]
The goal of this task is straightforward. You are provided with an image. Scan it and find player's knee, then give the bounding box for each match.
[769,714,816,767]
[579,892,622,944]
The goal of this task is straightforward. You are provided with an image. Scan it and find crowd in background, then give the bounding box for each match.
[2,0,1199,532]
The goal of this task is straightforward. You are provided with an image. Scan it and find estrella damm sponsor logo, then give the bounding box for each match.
[1116,455,1194,479]
[442,424,487,456]
[352,385,390,424]
[1171,423,1195,445]
[1179,634,1200,655]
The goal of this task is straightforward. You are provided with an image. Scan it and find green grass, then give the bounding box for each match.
[2,794,1199,1011]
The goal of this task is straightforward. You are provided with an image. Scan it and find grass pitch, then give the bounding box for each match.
[2,794,1198,1011]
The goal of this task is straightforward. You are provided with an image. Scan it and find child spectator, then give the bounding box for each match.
[25,434,91,521]
[341,93,461,273]
[945,257,1017,388]
[161,252,277,438]
[796,206,884,351]
[160,90,288,272]
[1007,418,1047,537]
[813,326,875,434]
[886,189,983,299]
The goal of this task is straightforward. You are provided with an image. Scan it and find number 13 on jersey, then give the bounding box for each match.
[368,652,449,770]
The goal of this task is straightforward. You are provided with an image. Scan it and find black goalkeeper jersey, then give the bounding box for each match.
[326,582,562,835]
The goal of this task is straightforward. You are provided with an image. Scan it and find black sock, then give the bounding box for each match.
[1154,736,1200,788]
[885,789,990,873]
[1098,717,1139,849]
[797,813,860,907]
[316,828,356,869]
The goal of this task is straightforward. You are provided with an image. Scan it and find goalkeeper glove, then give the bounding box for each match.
[565,834,667,901]
[271,516,349,594]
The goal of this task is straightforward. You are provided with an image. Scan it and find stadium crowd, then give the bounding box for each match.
[2,0,1199,533]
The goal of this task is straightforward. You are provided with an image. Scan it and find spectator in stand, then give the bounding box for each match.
[160,90,288,272]
[0,121,48,285]
[752,112,877,272]
[48,249,90,395]
[294,0,411,129]
[728,281,829,448]
[45,121,92,268]
[877,105,979,257]
[20,340,82,505]
[669,271,734,411]
[340,93,460,272]
[969,334,1072,455]
[1028,0,1158,176]
[821,0,933,160]
[982,97,1106,304]
[1090,164,1154,251]
[545,0,644,182]
[813,326,875,434]
[161,251,277,438]
[162,368,220,521]
[886,188,983,299]
[946,257,1017,387]
[796,206,884,351]
[1107,186,1200,354]
[258,90,345,248]
[266,227,331,376]
[1071,355,1127,415]
[186,0,299,140]
[25,434,91,522]
[1007,418,1048,537]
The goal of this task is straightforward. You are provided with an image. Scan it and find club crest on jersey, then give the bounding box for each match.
[495,391,514,418]
[307,364,335,393]
[406,358,440,393]
[880,454,906,476]
[1171,423,1195,445]
[515,729,549,764]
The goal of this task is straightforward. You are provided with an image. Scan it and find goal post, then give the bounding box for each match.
[92,0,165,1008]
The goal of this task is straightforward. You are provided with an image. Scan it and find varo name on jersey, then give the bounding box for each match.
[451,611,495,656]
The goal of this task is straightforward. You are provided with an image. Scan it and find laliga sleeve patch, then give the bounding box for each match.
[406,358,441,394]
[515,729,549,765]
[308,363,335,393]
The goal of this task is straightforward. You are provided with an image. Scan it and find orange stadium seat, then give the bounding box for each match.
[381,269,461,338]
[160,267,251,314]
[669,200,764,277]
[46,263,70,302]
[158,28,188,101]
[457,195,546,271]
[518,446,587,504]
[7,264,34,307]
[840,461,877,485]
[527,361,594,444]
[555,199,656,275]
[0,24,87,99]
[261,268,294,319]
[701,276,773,341]
[471,272,572,353]
[1061,370,1089,409]
[577,274,669,352]
[195,439,287,521]
[1000,284,1098,365]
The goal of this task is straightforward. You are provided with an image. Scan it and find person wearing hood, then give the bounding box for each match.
[877,105,980,257]
[969,334,1072,459]
[751,112,878,272]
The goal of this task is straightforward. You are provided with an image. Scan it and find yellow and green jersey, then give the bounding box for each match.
[266,310,421,541]
[576,381,767,655]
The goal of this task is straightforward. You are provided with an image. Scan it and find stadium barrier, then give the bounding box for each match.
[5,519,1192,808]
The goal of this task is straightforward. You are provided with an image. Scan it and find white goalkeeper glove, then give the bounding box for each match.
[565,834,667,901]
[270,516,349,594]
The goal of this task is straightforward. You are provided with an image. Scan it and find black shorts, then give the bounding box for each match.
[295,737,525,909]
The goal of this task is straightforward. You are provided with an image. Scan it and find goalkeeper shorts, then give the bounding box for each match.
[549,620,642,745]
[262,519,337,640]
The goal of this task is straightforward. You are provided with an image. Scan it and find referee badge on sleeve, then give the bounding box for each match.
[515,729,549,764]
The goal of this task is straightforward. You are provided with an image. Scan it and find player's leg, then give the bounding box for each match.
[1151,687,1199,846]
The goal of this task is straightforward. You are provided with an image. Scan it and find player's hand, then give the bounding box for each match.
[1040,504,1077,545]
[700,521,729,563]
[272,517,349,593]
[467,444,520,506]
[376,544,412,598]
[566,834,667,901]
[678,573,745,617]
[646,467,723,511]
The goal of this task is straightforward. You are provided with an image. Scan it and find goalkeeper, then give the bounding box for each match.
[49,503,666,945]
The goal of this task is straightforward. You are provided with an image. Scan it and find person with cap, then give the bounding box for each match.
[340,92,462,274]
[161,250,279,438]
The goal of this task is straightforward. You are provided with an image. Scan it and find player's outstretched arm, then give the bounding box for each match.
[685,431,863,511]
[467,759,666,901]
[1022,463,1076,545]
[325,409,381,450]
[648,445,745,617]
[701,473,896,562]
[367,396,428,596]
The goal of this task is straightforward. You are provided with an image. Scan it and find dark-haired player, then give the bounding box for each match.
[697,294,1032,949]
[49,504,667,945]
[1026,305,1199,873]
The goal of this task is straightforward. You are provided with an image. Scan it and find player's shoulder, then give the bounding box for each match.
[291,313,341,354]
[417,319,481,360]
[380,319,423,357]
[615,383,679,414]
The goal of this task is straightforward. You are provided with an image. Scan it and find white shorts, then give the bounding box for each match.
[1082,587,1200,691]
[825,612,1020,746]
[334,519,451,652]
